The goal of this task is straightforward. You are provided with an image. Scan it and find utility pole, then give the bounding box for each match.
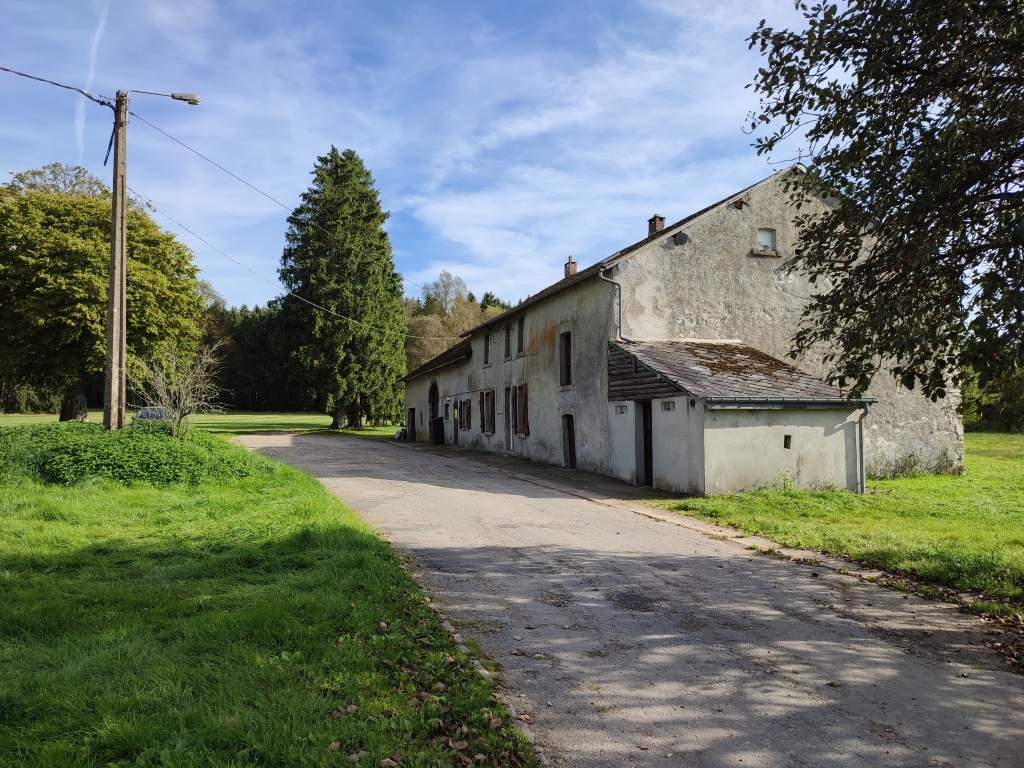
[104,90,129,430]
[0,68,199,429]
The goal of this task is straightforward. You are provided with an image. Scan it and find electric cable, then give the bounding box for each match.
[127,109,427,292]
[1,63,444,325]
[0,64,114,108]
[0,65,428,292]
[126,186,460,341]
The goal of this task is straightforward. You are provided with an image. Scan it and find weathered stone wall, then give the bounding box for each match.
[614,172,964,475]
[404,278,619,473]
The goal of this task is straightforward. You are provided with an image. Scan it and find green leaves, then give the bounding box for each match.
[277,148,406,427]
[748,1,1024,398]
[0,182,204,396]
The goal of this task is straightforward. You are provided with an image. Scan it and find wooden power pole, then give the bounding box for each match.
[103,90,128,430]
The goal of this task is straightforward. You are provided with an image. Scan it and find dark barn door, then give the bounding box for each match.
[639,401,653,487]
[428,383,444,445]
[561,414,577,469]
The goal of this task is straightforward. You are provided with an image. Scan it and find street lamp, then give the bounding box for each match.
[0,67,200,428]
[103,88,200,430]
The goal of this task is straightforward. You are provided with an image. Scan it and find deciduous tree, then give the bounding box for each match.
[748,1,1024,398]
[0,170,204,420]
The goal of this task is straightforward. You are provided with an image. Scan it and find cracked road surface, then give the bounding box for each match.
[236,433,1024,768]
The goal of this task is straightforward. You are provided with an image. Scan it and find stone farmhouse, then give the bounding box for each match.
[402,168,963,495]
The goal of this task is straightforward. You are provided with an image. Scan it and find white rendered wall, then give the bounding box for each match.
[702,408,860,494]
[651,396,705,495]
[607,401,636,484]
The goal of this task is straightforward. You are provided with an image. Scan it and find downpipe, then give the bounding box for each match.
[858,401,871,494]
[600,270,634,344]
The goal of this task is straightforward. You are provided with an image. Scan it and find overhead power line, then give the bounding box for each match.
[127,109,426,292]
[1,63,444,338]
[127,187,460,341]
[0,64,114,107]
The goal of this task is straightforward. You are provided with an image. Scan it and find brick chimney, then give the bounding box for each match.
[648,214,665,237]
[564,255,577,279]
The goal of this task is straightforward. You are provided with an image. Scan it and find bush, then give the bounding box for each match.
[0,422,269,485]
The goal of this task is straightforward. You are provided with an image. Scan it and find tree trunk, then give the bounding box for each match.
[59,382,89,422]
[330,404,344,430]
[347,396,363,431]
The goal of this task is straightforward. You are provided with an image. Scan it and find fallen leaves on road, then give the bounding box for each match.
[827,681,844,687]
[517,714,533,723]
[512,649,526,656]
[637,744,649,750]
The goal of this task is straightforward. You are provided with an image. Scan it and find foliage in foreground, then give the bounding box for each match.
[654,434,1024,600]
[748,2,1024,399]
[0,428,534,767]
[0,423,266,485]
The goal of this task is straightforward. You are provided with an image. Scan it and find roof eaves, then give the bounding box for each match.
[399,354,471,385]
[459,170,793,339]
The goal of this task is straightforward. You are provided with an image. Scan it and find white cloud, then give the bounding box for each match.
[2,0,803,307]
[75,0,109,163]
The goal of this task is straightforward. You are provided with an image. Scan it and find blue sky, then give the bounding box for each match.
[1,0,803,308]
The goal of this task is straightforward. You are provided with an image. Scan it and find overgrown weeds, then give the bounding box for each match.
[0,422,268,485]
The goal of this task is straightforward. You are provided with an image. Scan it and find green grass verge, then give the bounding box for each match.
[0,428,533,767]
[0,412,402,439]
[651,433,1024,600]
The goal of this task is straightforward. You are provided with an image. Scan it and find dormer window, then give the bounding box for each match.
[757,228,777,251]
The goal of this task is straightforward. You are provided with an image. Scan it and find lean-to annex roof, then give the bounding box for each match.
[610,340,871,406]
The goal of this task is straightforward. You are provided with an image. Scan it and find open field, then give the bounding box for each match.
[0,411,401,438]
[650,432,1024,601]
[0,424,531,767]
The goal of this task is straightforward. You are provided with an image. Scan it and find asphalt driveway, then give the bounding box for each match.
[236,433,1024,768]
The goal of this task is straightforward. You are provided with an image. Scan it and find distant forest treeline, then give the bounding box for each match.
[191,270,512,412]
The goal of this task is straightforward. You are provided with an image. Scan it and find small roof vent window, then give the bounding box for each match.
[757,228,777,251]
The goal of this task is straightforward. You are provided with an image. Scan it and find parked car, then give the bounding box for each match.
[132,407,169,427]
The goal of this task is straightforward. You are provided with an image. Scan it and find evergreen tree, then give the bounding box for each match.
[277,148,406,429]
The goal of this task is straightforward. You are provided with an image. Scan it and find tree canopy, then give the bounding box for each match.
[0,166,204,419]
[748,1,1024,398]
[278,147,406,428]
[403,271,508,373]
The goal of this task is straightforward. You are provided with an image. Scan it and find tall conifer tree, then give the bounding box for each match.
[278,147,406,428]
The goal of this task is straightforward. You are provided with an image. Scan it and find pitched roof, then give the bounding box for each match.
[611,339,869,405]
[459,169,792,339]
[402,337,472,382]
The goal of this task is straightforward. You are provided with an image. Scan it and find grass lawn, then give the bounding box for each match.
[650,432,1024,602]
[0,427,531,767]
[0,411,401,439]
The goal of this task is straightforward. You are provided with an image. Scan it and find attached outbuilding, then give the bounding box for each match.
[607,340,873,494]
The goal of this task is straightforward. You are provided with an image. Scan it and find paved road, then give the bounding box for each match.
[237,433,1024,768]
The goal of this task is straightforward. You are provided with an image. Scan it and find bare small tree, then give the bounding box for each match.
[131,343,224,439]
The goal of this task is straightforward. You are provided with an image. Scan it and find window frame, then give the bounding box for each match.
[559,331,573,386]
[483,333,491,366]
[516,317,525,356]
[504,326,512,360]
